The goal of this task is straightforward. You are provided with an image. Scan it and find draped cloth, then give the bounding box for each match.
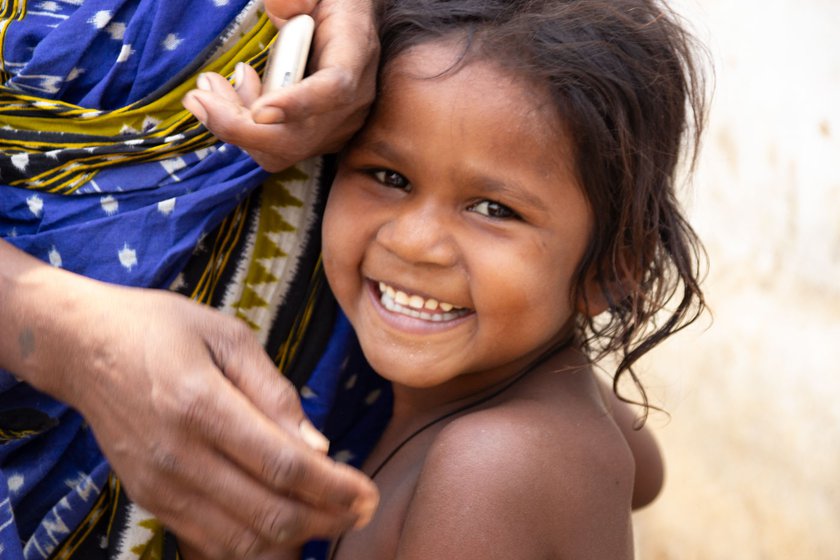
[0,2,390,558]
[0,0,274,288]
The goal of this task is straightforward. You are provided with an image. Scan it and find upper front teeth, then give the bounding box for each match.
[379,282,459,314]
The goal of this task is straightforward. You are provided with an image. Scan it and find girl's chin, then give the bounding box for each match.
[361,348,457,387]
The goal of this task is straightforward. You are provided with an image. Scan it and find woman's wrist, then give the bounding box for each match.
[0,239,104,404]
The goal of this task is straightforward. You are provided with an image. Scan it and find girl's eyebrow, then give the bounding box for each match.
[473,176,546,210]
[355,138,407,165]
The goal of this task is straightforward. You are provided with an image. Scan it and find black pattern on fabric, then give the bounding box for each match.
[0,410,58,444]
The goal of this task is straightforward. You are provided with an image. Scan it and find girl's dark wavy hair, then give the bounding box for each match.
[377,0,708,422]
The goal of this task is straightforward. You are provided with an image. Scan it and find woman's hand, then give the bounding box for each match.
[179,537,300,560]
[0,240,377,559]
[182,0,379,171]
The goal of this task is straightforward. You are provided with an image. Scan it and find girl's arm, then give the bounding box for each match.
[598,379,665,509]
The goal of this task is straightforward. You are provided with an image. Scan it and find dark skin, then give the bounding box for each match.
[332,348,642,560]
[602,379,665,510]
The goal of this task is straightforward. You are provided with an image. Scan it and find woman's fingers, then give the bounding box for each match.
[180,0,380,172]
[50,285,377,556]
[251,65,362,124]
[264,0,319,23]
[140,439,364,553]
[253,0,379,124]
[184,365,378,521]
[236,63,264,106]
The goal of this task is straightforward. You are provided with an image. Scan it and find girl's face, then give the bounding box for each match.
[323,40,594,399]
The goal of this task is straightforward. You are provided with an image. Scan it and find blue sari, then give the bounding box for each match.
[0,2,389,558]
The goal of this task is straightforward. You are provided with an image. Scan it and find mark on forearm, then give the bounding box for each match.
[19,328,35,360]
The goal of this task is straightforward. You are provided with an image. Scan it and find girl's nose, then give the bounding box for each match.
[375,203,458,268]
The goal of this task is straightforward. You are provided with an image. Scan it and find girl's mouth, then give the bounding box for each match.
[375,280,472,322]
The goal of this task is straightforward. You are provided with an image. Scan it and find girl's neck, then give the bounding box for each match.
[385,336,578,435]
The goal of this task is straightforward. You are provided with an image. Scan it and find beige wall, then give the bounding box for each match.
[632,1,840,558]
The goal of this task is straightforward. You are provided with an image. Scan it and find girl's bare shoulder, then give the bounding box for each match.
[394,372,635,559]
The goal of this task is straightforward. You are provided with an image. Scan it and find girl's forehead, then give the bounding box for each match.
[375,40,574,166]
[381,40,558,123]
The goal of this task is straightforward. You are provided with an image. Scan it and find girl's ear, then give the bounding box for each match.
[576,253,641,318]
[576,274,610,317]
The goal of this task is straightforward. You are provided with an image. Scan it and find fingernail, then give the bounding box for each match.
[233,63,245,90]
[196,73,212,92]
[184,93,208,124]
[299,419,330,453]
[352,494,378,528]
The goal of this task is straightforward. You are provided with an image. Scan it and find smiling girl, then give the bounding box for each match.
[320,0,706,557]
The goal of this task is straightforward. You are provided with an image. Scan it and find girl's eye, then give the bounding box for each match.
[372,169,411,191]
[468,200,520,220]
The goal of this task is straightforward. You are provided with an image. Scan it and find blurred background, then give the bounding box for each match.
[632,1,840,558]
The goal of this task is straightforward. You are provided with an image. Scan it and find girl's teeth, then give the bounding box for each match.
[376,281,465,320]
[379,282,398,300]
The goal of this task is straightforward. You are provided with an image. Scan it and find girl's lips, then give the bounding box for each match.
[366,279,474,330]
